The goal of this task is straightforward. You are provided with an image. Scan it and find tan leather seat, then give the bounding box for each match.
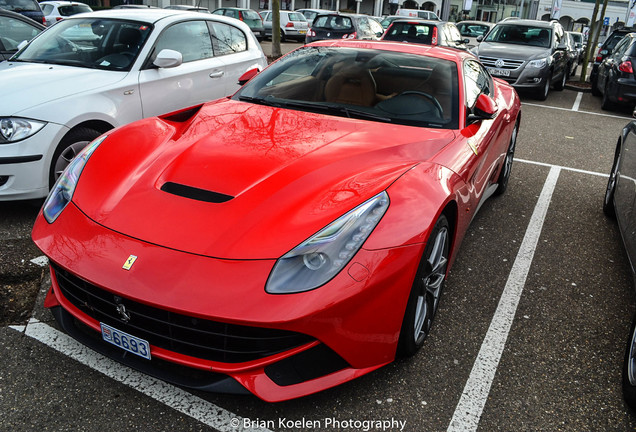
[324,66,377,106]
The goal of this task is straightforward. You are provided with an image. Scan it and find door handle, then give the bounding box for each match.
[209,71,224,78]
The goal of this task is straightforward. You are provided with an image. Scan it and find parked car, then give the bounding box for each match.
[32,39,520,402]
[382,19,468,51]
[40,1,92,26]
[0,0,45,25]
[594,32,636,111]
[295,8,331,25]
[395,8,439,20]
[305,13,383,43]
[564,31,579,76]
[0,9,267,201]
[0,8,43,60]
[164,4,210,13]
[112,4,156,8]
[568,30,585,62]
[471,19,568,101]
[212,7,264,40]
[379,14,404,29]
[260,10,308,42]
[603,117,636,411]
[456,20,493,49]
[591,27,634,96]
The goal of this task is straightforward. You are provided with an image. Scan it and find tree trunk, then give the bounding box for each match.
[271,0,282,59]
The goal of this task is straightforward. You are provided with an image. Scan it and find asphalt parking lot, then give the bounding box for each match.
[2,69,636,431]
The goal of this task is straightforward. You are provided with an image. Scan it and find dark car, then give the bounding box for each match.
[592,27,635,96]
[603,117,636,411]
[305,13,384,44]
[569,30,585,62]
[0,8,43,60]
[456,20,494,49]
[0,0,45,25]
[212,7,264,40]
[594,33,636,111]
[471,19,568,101]
[382,19,468,51]
[563,31,579,76]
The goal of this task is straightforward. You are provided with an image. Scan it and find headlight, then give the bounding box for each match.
[42,135,107,223]
[0,118,46,143]
[266,191,390,294]
[527,58,548,68]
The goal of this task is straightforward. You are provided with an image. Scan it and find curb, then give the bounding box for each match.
[564,83,592,93]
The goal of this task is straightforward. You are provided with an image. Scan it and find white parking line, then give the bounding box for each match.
[516,157,607,178]
[9,319,271,432]
[523,101,631,120]
[447,166,561,432]
[572,92,583,111]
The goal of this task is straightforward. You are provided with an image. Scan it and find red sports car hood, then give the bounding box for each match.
[73,99,456,259]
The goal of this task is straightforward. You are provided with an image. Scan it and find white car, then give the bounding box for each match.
[260,10,308,42]
[40,1,93,26]
[0,9,267,201]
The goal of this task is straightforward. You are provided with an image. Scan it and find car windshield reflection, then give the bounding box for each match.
[14,18,153,70]
[235,46,459,129]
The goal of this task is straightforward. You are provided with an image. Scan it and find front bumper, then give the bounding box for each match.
[33,202,422,401]
[490,66,551,90]
[0,122,67,201]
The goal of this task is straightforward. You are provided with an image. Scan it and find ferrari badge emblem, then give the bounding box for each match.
[122,255,137,270]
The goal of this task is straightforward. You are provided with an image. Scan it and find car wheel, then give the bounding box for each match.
[603,139,621,218]
[495,120,518,195]
[623,314,636,410]
[601,81,613,111]
[49,127,101,188]
[535,73,551,101]
[554,69,567,91]
[397,214,449,357]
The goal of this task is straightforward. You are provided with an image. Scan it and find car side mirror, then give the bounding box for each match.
[476,35,483,42]
[17,40,28,51]
[153,49,183,69]
[238,68,259,86]
[468,93,498,123]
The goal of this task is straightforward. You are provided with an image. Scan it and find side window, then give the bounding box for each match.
[612,37,629,60]
[209,22,247,55]
[358,17,370,33]
[153,21,213,63]
[464,60,492,108]
[212,9,224,15]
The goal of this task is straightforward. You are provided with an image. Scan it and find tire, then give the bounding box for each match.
[623,314,636,410]
[554,68,566,91]
[495,120,518,195]
[535,73,551,101]
[49,127,101,188]
[601,81,614,111]
[397,214,450,357]
[603,139,621,218]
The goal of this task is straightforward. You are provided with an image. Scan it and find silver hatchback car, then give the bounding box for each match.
[260,10,308,41]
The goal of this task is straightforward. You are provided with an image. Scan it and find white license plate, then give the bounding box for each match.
[488,68,510,77]
[101,323,151,360]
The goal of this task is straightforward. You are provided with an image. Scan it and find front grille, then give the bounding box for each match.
[52,263,313,363]
[479,56,525,70]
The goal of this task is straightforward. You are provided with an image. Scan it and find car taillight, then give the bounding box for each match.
[308,29,315,37]
[238,11,244,21]
[431,26,438,45]
[56,17,63,21]
[285,22,294,27]
[619,60,634,74]
[342,32,356,39]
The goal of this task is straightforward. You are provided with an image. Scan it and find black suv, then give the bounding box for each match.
[591,27,634,95]
[471,19,568,100]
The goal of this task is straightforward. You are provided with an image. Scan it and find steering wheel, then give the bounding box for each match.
[398,91,444,118]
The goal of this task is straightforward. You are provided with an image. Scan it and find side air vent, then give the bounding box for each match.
[161,182,233,203]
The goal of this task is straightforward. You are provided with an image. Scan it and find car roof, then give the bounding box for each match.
[68,8,218,23]
[307,39,472,62]
[495,19,554,28]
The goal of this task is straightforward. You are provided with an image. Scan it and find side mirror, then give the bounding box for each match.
[467,93,498,123]
[153,49,182,69]
[463,38,470,44]
[238,68,259,86]
[476,35,484,42]
[17,40,28,51]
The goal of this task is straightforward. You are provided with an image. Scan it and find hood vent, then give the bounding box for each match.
[161,182,233,203]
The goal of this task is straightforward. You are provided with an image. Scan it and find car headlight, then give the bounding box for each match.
[42,135,106,223]
[0,118,46,143]
[527,58,548,68]
[266,191,390,294]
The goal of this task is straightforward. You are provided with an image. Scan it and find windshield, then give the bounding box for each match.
[383,23,436,44]
[485,24,552,48]
[234,46,459,129]
[13,18,152,70]
[313,15,353,30]
[457,23,490,37]
[59,4,92,15]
